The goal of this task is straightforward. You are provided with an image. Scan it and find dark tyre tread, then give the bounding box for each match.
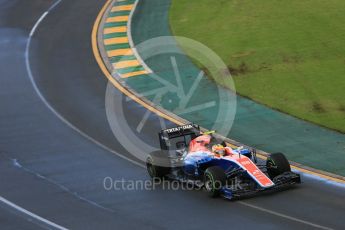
[266,152,291,178]
[146,151,170,179]
[204,166,226,198]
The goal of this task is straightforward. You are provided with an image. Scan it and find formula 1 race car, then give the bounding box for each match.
[146,124,301,199]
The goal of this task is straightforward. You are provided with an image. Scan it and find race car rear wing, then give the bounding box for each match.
[159,124,201,150]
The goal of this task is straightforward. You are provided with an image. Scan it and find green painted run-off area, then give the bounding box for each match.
[123,0,345,176]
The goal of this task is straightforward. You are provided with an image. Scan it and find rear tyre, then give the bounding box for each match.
[146,151,170,179]
[266,152,291,178]
[204,166,226,198]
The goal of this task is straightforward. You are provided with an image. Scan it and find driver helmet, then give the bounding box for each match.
[212,144,225,156]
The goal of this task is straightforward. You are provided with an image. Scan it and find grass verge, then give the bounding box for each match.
[170,0,345,133]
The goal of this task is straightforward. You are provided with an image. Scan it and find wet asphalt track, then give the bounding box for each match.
[0,0,344,229]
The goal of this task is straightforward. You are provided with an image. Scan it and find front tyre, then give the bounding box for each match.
[204,166,226,198]
[266,152,291,178]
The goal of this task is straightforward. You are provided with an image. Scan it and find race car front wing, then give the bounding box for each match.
[221,171,301,200]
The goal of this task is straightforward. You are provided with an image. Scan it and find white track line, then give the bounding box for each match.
[25,0,144,170]
[0,196,68,230]
[127,0,153,74]
[20,0,335,229]
[4,0,140,228]
[3,1,71,229]
[239,201,333,230]
[29,12,48,37]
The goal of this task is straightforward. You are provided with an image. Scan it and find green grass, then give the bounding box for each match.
[170,0,345,133]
